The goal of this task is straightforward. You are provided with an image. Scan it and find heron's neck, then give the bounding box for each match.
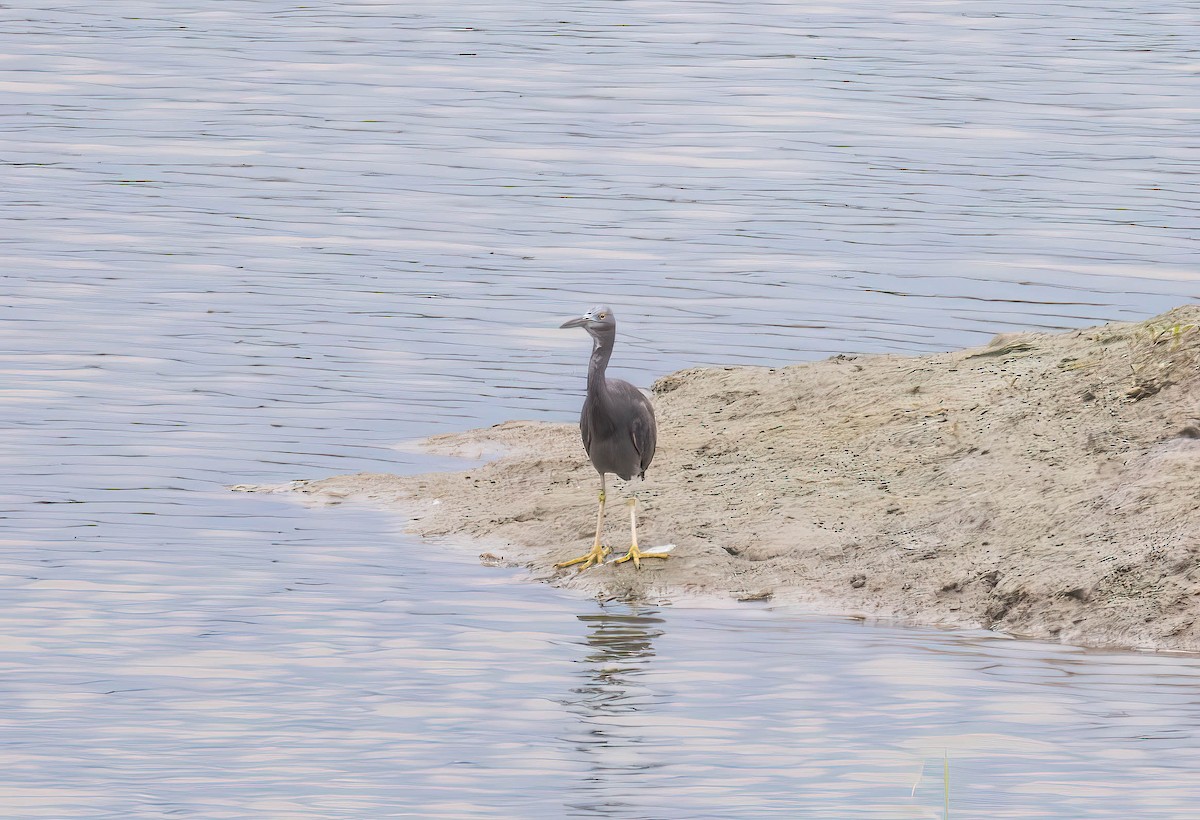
[586,335,614,399]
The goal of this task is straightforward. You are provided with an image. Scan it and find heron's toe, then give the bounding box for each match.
[555,544,611,571]
[611,543,669,569]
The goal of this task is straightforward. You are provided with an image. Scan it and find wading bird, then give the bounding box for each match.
[556,306,667,571]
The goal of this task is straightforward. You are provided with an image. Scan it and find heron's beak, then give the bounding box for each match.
[560,315,590,329]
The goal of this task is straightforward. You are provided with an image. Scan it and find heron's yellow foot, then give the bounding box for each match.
[612,543,669,569]
[556,543,611,571]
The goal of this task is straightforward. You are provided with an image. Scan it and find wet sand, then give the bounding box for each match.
[239,306,1200,652]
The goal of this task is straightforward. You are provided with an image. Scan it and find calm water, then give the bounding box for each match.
[3,0,1199,817]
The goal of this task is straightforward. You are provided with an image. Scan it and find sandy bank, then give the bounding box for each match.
[237,306,1200,652]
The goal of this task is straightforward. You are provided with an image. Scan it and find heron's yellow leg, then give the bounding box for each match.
[613,497,668,569]
[556,478,610,571]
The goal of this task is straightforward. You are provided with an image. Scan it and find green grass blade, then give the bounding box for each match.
[943,750,950,819]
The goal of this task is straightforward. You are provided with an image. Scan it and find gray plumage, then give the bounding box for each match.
[560,306,656,482]
[556,305,666,570]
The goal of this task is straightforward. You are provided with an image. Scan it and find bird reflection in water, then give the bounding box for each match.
[577,608,664,707]
[564,607,668,816]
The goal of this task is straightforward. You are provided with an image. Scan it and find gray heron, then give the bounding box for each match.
[556,306,666,571]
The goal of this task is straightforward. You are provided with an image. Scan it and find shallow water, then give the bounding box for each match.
[13,528,1200,819]
[3,0,1199,817]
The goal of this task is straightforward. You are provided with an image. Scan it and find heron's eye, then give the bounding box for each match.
[598,313,606,319]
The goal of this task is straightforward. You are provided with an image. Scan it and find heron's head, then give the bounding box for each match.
[560,305,616,339]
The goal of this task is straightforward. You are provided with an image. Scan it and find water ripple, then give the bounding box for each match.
[2,0,1199,816]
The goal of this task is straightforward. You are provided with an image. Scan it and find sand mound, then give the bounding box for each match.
[237,306,1200,651]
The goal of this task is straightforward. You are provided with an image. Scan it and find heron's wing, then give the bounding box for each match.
[620,384,657,476]
[631,413,656,476]
[579,398,593,456]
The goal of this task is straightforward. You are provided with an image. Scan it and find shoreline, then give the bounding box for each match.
[237,306,1200,653]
